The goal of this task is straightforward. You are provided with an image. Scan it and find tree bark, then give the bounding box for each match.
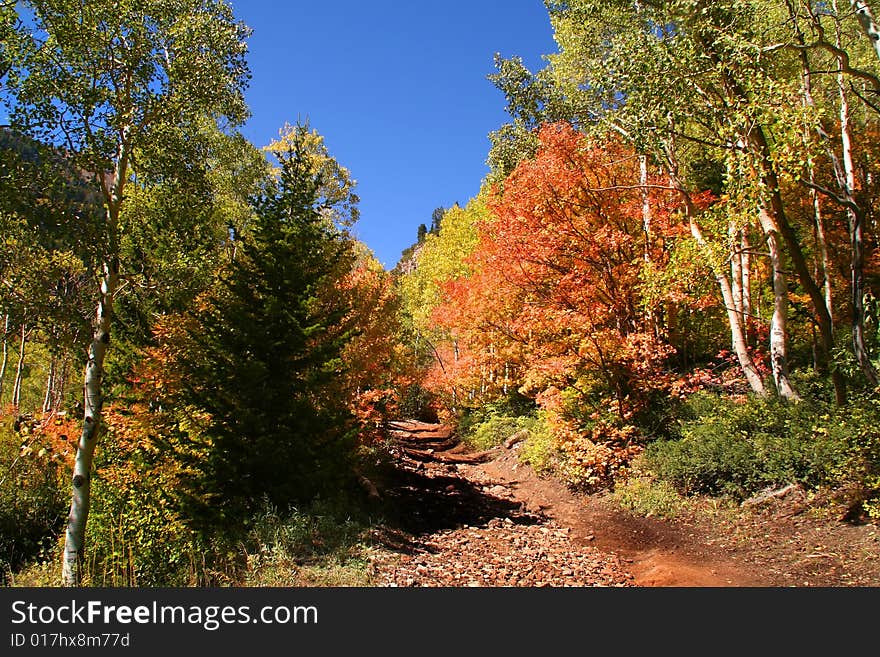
[54,356,69,411]
[12,323,26,410]
[664,151,766,395]
[61,260,118,586]
[790,17,835,323]
[835,19,879,385]
[748,126,838,396]
[0,313,8,404]
[851,1,880,62]
[730,223,745,327]
[43,356,56,414]
[788,2,847,402]
[741,231,752,323]
[757,208,801,400]
[703,19,840,400]
[62,128,128,586]
[692,218,767,395]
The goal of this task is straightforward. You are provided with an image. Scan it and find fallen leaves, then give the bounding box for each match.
[369,421,632,587]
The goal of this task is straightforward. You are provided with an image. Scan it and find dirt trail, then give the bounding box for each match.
[369,421,768,587]
[476,444,764,586]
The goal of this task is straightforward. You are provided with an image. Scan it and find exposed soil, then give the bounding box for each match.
[368,421,880,587]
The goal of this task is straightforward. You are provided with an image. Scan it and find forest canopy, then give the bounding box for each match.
[1,0,879,587]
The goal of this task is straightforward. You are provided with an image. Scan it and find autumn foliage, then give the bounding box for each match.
[425,125,683,421]
[399,124,704,486]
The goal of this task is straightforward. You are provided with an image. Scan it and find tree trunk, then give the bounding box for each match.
[835,23,879,385]
[802,70,840,397]
[0,313,8,405]
[640,154,651,263]
[61,122,129,586]
[791,2,835,326]
[741,231,752,324]
[12,323,27,410]
[665,155,766,395]
[758,208,801,401]
[730,223,745,327]
[61,261,118,586]
[811,190,834,323]
[693,220,766,395]
[54,356,69,411]
[851,1,880,62]
[706,18,842,401]
[788,2,847,402]
[43,356,56,414]
[748,126,838,396]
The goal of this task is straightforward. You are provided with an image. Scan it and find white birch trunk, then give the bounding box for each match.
[836,7,878,385]
[741,232,752,321]
[790,2,847,402]
[12,323,26,409]
[730,223,744,326]
[690,218,766,396]
[665,151,766,395]
[798,41,834,323]
[851,1,880,62]
[62,128,129,586]
[812,190,834,321]
[43,356,57,414]
[0,313,8,404]
[757,209,801,401]
[61,261,118,586]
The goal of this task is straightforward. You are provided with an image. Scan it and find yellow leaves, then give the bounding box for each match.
[262,121,359,227]
[399,198,484,333]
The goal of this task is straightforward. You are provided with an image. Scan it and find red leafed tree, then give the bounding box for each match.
[431,123,684,420]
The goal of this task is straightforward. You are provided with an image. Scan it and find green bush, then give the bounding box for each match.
[611,474,690,519]
[643,423,761,498]
[518,414,559,475]
[84,475,214,586]
[242,498,372,586]
[642,392,880,510]
[463,414,539,451]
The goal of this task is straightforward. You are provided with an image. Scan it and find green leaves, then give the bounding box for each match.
[7,0,251,176]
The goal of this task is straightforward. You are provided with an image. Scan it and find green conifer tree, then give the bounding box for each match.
[171,129,358,526]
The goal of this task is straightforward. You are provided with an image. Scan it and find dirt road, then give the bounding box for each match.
[368,421,880,587]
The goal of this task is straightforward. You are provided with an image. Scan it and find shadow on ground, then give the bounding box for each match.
[371,463,540,555]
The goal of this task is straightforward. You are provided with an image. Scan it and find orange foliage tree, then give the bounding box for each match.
[429,123,686,425]
[336,247,405,444]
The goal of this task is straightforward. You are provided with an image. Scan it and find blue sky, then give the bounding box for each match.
[233,1,557,269]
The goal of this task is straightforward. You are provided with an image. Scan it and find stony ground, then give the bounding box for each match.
[366,421,880,587]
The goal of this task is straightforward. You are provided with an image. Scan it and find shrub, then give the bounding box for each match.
[463,414,539,451]
[558,421,643,492]
[643,426,761,498]
[500,408,645,491]
[642,392,880,510]
[0,415,67,583]
[242,498,372,586]
[611,474,690,519]
[518,414,559,476]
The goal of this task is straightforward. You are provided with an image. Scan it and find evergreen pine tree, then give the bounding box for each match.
[170,129,357,526]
